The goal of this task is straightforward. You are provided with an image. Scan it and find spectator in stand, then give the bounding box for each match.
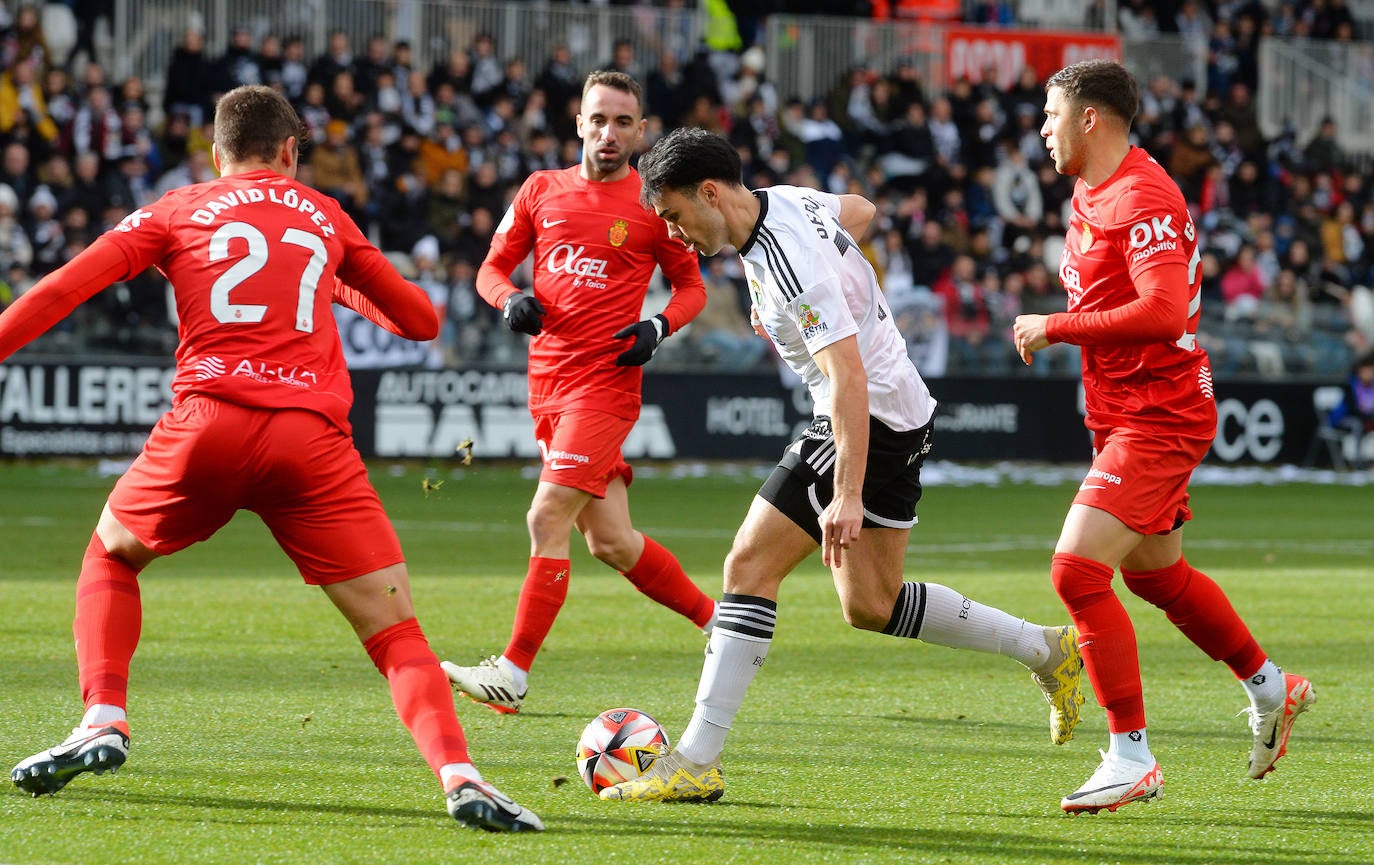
[680,257,768,372]
[1,57,58,151]
[426,167,467,254]
[294,80,331,144]
[535,44,579,116]
[24,184,63,274]
[256,33,283,91]
[310,118,370,229]
[152,147,213,196]
[275,35,309,102]
[1303,116,1347,174]
[6,3,51,72]
[308,29,353,90]
[163,29,215,127]
[469,32,505,108]
[1,140,38,206]
[216,25,262,91]
[325,69,364,125]
[1327,352,1374,466]
[0,182,33,274]
[880,100,936,189]
[933,253,995,371]
[1169,123,1217,206]
[355,34,393,101]
[992,145,1043,252]
[1221,243,1268,322]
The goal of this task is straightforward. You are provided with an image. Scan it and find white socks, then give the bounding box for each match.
[887,582,1053,670]
[81,704,126,728]
[675,594,775,765]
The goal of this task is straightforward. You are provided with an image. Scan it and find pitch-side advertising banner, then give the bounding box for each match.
[0,361,1328,466]
[945,27,1122,90]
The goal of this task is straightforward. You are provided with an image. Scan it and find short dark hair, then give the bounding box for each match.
[213,85,307,164]
[1045,59,1139,126]
[582,69,642,111]
[637,126,744,208]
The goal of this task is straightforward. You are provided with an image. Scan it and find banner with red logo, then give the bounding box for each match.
[945,27,1122,90]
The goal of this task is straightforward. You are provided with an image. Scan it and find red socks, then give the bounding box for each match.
[363,618,469,776]
[1122,557,1266,678]
[503,557,571,671]
[75,534,143,710]
[1051,552,1145,732]
[622,535,715,629]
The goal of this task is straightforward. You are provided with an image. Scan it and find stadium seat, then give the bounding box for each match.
[1304,386,1357,470]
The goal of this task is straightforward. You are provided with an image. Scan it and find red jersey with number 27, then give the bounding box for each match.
[1056,147,1213,432]
[101,169,402,433]
[479,166,705,420]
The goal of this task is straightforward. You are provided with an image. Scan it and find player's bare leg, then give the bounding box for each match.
[579,476,717,632]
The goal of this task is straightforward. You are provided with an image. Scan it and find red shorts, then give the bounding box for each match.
[533,409,634,498]
[1073,425,1212,535]
[108,396,403,584]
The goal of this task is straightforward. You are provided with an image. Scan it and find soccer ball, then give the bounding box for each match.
[575,707,669,794]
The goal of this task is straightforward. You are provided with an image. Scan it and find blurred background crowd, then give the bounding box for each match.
[2,0,1373,382]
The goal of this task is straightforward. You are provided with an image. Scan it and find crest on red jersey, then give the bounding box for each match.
[1080,223,1094,252]
[608,219,629,247]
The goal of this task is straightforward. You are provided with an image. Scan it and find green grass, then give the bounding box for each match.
[1,461,1371,865]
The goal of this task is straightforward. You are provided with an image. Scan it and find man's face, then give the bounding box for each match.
[652,185,727,257]
[1041,86,1085,177]
[576,84,645,181]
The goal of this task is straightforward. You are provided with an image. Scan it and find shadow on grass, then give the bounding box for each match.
[551,809,1349,864]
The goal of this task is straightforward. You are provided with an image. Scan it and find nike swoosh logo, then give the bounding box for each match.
[1079,484,1107,491]
[542,218,567,228]
[1064,781,1130,799]
[1262,727,1278,749]
[547,461,577,470]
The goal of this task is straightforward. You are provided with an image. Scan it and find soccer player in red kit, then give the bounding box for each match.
[4,85,541,832]
[1014,60,1314,814]
[441,71,714,714]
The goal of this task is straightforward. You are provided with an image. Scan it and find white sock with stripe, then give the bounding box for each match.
[675,593,776,765]
[884,582,1052,670]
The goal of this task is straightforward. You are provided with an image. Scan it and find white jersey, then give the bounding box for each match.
[738,186,936,431]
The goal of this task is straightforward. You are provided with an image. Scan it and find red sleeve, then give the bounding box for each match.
[652,227,706,333]
[334,248,439,341]
[476,182,537,310]
[0,236,133,362]
[1045,260,1189,346]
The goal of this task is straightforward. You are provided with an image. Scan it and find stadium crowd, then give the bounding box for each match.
[1,0,1371,378]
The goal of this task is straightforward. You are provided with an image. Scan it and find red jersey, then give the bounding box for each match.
[0,170,435,434]
[1050,147,1213,431]
[477,166,705,419]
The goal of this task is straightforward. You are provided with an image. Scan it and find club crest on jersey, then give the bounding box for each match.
[798,303,828,338]
[1080,223,1094,252]
[608,219,629,247]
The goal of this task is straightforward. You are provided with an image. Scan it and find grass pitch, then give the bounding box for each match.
[0,460,1370,865]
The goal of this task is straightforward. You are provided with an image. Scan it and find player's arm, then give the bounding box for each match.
[812,334,869,568]
[613,223,709,366]
[0,236,132,362]
[331,276,437,341]
[477,194,543,334]
[1013,261,1189,362]
[837,194,877,240]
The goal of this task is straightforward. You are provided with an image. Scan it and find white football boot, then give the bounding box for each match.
[441,656,526,714]
[1060,750,1162,814]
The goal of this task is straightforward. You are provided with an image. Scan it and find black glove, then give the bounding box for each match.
[613,314,671,366]
[503,293,545,335]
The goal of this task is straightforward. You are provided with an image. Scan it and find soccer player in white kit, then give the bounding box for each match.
[600,127,1085,803]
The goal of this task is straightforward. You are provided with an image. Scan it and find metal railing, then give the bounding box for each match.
[1257,37,1374,163]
